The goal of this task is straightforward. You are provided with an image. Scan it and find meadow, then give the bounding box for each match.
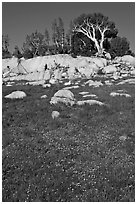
[2,77,135,202]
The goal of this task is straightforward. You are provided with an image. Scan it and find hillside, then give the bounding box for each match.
[2,54,135,202]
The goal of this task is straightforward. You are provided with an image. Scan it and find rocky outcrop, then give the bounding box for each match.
[2,54,135,83]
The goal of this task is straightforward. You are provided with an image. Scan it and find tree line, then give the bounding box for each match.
[2,13,134,60]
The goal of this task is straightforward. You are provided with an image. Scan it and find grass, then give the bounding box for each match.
[2,77,135,202]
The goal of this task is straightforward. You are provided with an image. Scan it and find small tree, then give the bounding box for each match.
[72,13,118,56]
[22,30,49,58]
[52,18,65,53]
[13,45,22,58]
[58,17,65,50]
[2,35,9,51]
[2,34,12,59]
[66,20,74,53]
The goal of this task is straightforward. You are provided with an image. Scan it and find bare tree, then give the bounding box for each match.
[44,29,50,46]
[52,19,59,48]
[22,30,46,58]
[58,17,65,50]
[72,13,118,55]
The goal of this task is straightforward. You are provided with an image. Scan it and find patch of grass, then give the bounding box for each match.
[2,80,135,201]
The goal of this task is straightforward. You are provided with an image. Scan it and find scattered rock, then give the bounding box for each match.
[85,80,103,87]
[28,80,45,86]
[50,89,75,106]
[49,78,56,84]
[130,69,135,76]
[41,95,47,99]
[64,81,71,86]
[74,81,80,85]
[105,80,113,86]
[105,52,111,60]
[77,99,104,106]
[6,84,12,87]
[62,72,68,78]
[5,91,27,99]
[119,135,127,141]
[83,94,98,98]
[121,74,128,78]
[112,73,120,80]
[42,84,51,88]
[117,78,135,85]
[110,92,131,97]
[63,85,79,90]
[79,92,89,95]
[51,111,60,119]
[117,89,127,92]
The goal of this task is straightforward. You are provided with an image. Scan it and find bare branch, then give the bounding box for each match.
[80,38,86,46]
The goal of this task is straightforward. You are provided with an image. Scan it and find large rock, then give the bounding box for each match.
[90,57,107,68]
[113,55,135,67]
[50,89,75,106]
[5,91,26,99]
[21,56,48,73]
[67,57,105,79]
[78,63,99,78]
[121,55,135,67]
[103,65,117,74]
[54,89,74,99]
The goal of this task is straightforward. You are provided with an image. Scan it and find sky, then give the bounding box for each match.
[2,2,135,53]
